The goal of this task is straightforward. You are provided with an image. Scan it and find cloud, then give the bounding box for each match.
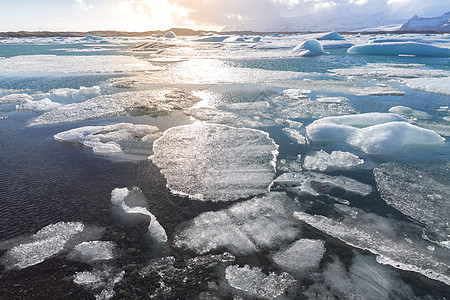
[75,0,90,11]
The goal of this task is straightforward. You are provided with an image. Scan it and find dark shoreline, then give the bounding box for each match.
[1,27,449,38]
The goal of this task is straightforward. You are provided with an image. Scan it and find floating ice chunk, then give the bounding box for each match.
[270,239,325,275]
[225,265,296,300]
[282,128,306,145]
[0,55,155,73]
[51,86,101,98]
[67,241,115,264]
[303,150,364,172]
[388,105,431,119]
[348,42,450,57]
[275,172,372,197]
[0,93,33,104]
[316,97,348,103]
[348,122,445,155]
[305,254,416,300]
[0,222,104,270]
[31,88,199,126]
[151,124,278,202]
[15,98,61,112]
[194,35,231,42]
[293,205,450,286]
[174,193,301,255]
[404,77,450,95]
[54,123,162,160]
[74,267,125,300]
[306,113,445,155]
[164,31,177,39]
[111,187,167,243]
[374,162,450,243]
[317,32,344,41]
[291,40,325,56]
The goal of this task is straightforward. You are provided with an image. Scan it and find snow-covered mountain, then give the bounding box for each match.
[400,12,450,31]
[222,13,403,33]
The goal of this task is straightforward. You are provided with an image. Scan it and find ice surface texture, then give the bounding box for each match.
[294,205,450,285]
[348,42,450,57]
[54,123,162,160]
[151,123,278,202]
[306,113,445,155]
[374,162,450,244]
[0,222,104,270]
[174,192,301,255]
[225,265,296,299]
[0,55,155,73]
[31,88,199,126]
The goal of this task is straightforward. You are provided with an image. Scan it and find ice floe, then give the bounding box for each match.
[306,113,445,155]
[54,123,162,160]
[74,267,125,300]
[15,98,61,112]
[225,265,296,300]
[111,187,167,244]
[374,162,450,245]
[0,93,33,104]
[270,239,325,275]
[304,253,416,299]
[275,172,372,197]
[404,77,450,95]
[0,55,156,73]
[0,222,104,270]
[294,205,450,285]
[67,241,115,264]
[388,105,431,120]
[291,39,325,56]
[282,128,306,145]
[50,86,101,98]
[31,88,199,126]
[348,42,450,57]
[174,193,301,255]
[151,124,278,202]
[303,150,364,172]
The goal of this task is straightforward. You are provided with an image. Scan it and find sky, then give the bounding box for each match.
[0,0,448,32]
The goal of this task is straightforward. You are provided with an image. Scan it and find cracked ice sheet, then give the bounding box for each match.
[151,123,278,202]
[0,55,157,73]
[109,59,305,86]
[270,79,405,96]
[30,88,200,126]
[374,162,450,246]
[174,192,301,255]
[293,205,450,286]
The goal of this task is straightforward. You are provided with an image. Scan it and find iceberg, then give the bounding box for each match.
[404,77,450,95]
[50,86,101,98]
[306,113,445,155]
[164,31,177,39]
[388,105,431,119]
[348,42,450,57]
[151,124,278,202]
[15,98,61,112]
[54,123,162,160]
[317,32,344,41]
[225,265,296,300]
[174,193,301,255]
[291,39,325,56]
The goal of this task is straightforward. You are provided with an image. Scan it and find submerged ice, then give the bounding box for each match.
[151,123,278,202]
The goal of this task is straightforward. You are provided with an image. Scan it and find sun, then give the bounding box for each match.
[110,0,193,31]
